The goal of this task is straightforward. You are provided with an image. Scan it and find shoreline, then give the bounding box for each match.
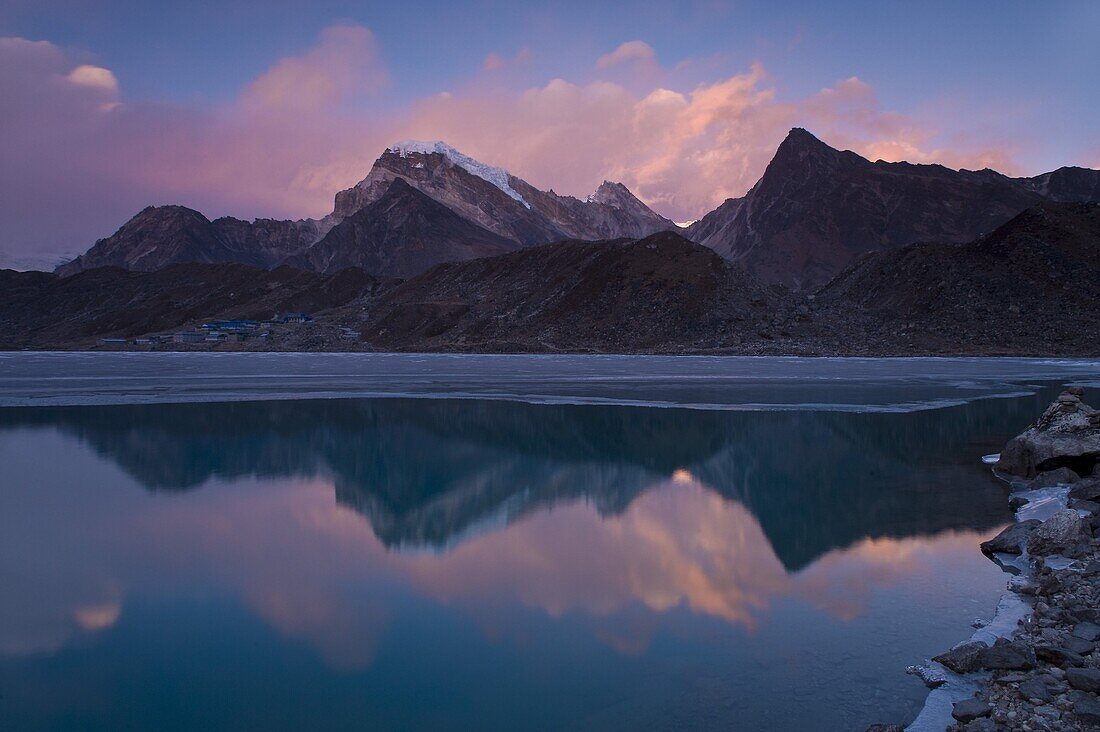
[6,342,1100,358]
[888,388,1100,731]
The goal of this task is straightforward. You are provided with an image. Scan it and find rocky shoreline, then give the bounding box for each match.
[875,387,1100,731]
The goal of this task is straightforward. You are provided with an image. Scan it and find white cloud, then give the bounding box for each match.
[66,64,119,93]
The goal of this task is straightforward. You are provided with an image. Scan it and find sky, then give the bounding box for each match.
[1,0,1098,269]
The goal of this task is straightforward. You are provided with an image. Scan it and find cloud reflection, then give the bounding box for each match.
[0,435,1001,669]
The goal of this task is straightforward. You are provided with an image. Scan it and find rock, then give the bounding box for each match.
[864,725,903,732]
[952,697,992,722]
[1018,677,1054,703]
[980,520,1041,555]
[995,391,1100,478]
[1035,644,1086,667]
[1066,666,1100,693]
[934,641,989,673]
[995,671,1030,684]
[1060,635,1096,655]
[963,718,996,732]
[1026,509,1091,558]
[1071,621,1100,641]
[1069,498,1100,515]
[980,638,1036,670]
[907,664,947,688]
[1029,466,1082,487]
[1070,476,1100,501]
[1069,689,1100,725]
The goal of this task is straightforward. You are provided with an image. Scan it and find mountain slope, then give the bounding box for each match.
[814,202,1100,353]
[58,141,672,277]
[56,206,327,277]
[294,178,517,277]
[0,263,381,348]
[687,128,1100,289]
[332,140,675,245]
[359,230,785,352]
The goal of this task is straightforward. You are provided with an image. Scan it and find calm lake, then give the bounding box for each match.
[3,354,1100,730]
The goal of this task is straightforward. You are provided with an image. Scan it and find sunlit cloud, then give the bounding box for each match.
[597,40,657,68]
[0,26,1034,266]
[242,24,387,112]
[66,64,119,93]
[74,602,121,631]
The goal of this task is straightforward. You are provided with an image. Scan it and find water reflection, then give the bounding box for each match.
[0,393,1049,730]
[0,393,1034,566]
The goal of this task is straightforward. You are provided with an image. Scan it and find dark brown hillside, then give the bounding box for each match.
[0,264,382,349]
[360,231,786,352]
[814,202,1100,353]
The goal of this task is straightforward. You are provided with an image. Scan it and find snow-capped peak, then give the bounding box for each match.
[388,140,530,209]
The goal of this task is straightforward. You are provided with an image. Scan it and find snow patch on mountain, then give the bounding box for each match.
[389,140,531,209]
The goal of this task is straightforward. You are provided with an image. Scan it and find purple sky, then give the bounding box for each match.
[1,0,1097,269]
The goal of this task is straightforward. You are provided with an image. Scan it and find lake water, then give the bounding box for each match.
[2,354,1100,730]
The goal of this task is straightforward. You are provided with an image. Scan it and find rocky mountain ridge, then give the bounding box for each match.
[333,140,676,244]
[687,128,1100,289]
[812,201,1100,354]
[54,206,331,277]
[7,202,1097,355]
[56,140,673,278]
[290,178,517,277]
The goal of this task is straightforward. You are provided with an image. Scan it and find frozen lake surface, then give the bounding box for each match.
[2,352,1099,410]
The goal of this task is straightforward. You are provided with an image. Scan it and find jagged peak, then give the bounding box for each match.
[773,127,838,158]
[585,180,638,206]
[383,139,531,209]
[759,127,868,181]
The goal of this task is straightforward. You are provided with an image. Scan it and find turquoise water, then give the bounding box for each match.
[1,355,1098,730]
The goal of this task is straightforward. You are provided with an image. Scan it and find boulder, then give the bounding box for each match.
[933,640,988,673]
[1034,644,1086,667]
[1026,509,1091,558]
[1069,476,1100,501]
[995,390,1100,478]
[1066,666,1100,693]
[1060,635,1096,655]
[1069,498,1100,514]
[1069,690,1100,725]
[1071,621,1100,642]
[951,697,992,723]
[1029,466,1081,487]
[1017,677,1054,703]
[980,520,1041,555]
[979,638,1036,670]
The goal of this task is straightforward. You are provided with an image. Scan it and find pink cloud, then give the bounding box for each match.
[481,48,533,73]
[399,64,1027,221]
[0,28,1036,268]
[482,52,506,71]
[596,40,657,68]
[0,27,396,268]
[242,24,387,112]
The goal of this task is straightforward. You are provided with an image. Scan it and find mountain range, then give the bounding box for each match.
[52,130,1100,291]
[3,129,1098,355]
[56,139,677,279]
[3,201,1097,355]
[686,128,1100,288]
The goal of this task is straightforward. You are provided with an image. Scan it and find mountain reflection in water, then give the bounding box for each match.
[0,391,1055,730]
[1,393,1033,565]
